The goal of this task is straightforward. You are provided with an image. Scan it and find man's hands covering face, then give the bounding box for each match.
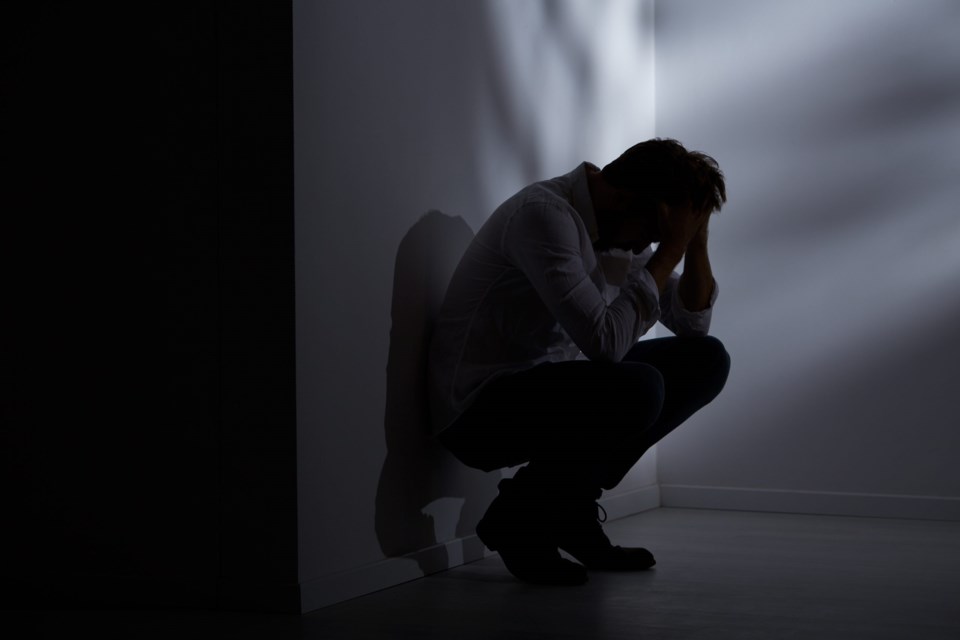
[645,203,713,297]
[657,202,710,258]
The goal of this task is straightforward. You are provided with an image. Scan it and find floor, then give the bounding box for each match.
[16,508,960,639]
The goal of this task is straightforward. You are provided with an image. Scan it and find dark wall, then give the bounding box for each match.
[2,2,298,611]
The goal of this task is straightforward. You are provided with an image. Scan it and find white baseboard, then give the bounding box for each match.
[302,484,960,613]
[600,483,660,521]
[660,484,960,521]
[301,485,659,613]
[299,534,488,613]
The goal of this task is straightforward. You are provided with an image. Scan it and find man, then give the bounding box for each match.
[427,138,731,585]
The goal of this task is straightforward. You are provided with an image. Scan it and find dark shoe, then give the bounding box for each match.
[476,479,588,585]
[557,500,656,571]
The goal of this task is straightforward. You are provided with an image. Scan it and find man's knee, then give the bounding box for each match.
[698,335,730,370]
[691,335,730,395]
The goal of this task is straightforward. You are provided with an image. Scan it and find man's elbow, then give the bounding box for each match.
[585,349,620,364]
[580,335,629,363]
[675,324,710,338]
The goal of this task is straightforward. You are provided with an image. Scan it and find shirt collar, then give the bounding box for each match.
[569,162,600,244]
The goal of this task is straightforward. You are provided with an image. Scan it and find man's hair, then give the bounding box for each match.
[601,138,726,213]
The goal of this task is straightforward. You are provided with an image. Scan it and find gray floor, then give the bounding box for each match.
[17,508,960,639]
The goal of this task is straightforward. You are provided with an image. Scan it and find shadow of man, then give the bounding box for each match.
[375,210,498,572]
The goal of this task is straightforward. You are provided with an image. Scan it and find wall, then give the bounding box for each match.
[3,2,299,610]
[654,0,960,519]
[294,0,657,611]
[11,0,954,614]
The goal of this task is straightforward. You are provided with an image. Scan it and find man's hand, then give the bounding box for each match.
[689,212,710,250]
[658,202,710,257]
[645,203,709,294]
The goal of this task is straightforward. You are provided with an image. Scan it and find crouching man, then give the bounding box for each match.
[428,139,731,585]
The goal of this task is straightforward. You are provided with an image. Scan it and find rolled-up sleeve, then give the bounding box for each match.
[659,272,717,336]
[626,248,717,336]
[503,203,660,362]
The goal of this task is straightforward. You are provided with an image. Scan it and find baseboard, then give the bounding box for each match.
[298,484,960,614]
[299,533,488,613]
[600,483,660,521]
[660,484,960,521]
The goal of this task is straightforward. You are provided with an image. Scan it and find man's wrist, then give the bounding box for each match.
[685,237,708,261]
[691,219,710,248]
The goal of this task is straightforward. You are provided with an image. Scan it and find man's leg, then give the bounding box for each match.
[438,358,668,583]
[440,358,667,490]
[441,335,729,493]
[599,335,731,489]
[549,335,730,571]
[439,335,730,581]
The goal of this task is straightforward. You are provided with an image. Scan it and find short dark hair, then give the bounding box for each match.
[601,138,726,213]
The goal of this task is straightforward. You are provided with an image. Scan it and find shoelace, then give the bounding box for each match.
[596,502,608,523]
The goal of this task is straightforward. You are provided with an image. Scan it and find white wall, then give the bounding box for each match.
[294,0,656,610]
[654,0,960,518]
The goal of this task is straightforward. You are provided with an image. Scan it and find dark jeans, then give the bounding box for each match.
[439,336,731,496]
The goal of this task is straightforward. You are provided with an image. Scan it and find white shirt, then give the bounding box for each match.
[427,162,717,436]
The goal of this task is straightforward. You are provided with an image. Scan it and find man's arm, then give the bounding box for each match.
[677,217,715,312]
[504,205,660,363]
[645,202,709,295]
[643,209,717,337]
[644,243,685,295]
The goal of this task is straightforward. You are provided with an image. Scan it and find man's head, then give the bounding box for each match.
[589,138,726,252]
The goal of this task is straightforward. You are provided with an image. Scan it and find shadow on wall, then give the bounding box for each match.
[376,211,498,571]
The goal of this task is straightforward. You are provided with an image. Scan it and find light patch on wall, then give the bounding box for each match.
[655,0,960,497]
[474,0,656,215]
[421,496,467,544]
[295,0,661,591]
